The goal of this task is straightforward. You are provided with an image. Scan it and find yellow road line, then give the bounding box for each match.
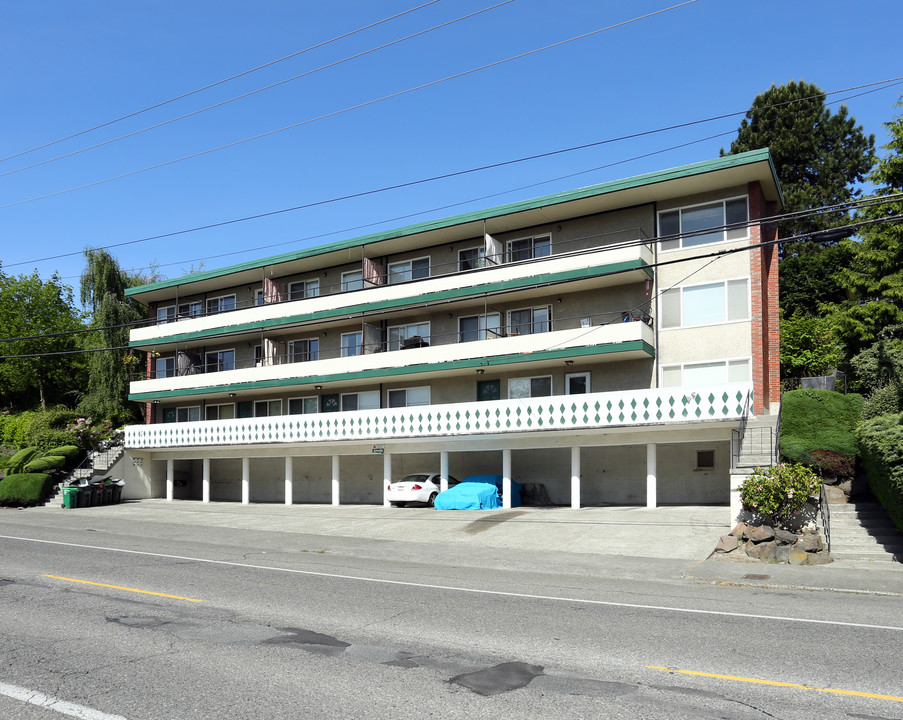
[43,574,202,603]
[646,666,903,703]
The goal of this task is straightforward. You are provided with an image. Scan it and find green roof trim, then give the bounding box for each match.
[130,259,653,348]
[126,149,778,297]
[128,340,655,402]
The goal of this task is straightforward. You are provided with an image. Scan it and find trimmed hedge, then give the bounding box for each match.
[23,455,66,473]
[779,389,863,476]
[0,473,55,507]
[45,445,81,462]
[3,447,40,475]
[856,413,903,532]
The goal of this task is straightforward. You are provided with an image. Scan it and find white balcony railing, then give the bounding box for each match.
[125,383,752,450]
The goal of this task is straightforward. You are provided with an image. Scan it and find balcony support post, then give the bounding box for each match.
[284,456,293,506]
[331,455,340,506]
[166,459,174,502]
[571,446,581,509]
[646,443,657,509]
[242,457,250,505]
[383,452,392,507]
[202,457,210,503]
[440,451,450,492]
[502,448,512,510]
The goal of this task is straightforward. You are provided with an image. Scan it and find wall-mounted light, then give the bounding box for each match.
[564,360,574,367]
[476,369,485,375]
[229,393,237,397]
[315,385,323,390]
[152,400,160,404]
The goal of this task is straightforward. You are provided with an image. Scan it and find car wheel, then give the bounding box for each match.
[428,492,438,508]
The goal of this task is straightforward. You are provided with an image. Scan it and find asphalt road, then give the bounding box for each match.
[1,509,902,719]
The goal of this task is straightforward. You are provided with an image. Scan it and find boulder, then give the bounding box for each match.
[715,535,739,553]
[730,522,748,539]
[796,534,824,553]
[788,550,810,565]
[747,525,775,543]
[775,544,792,564]
[745,540,777,560]
[805,552,833,565]
[774,528,798,546]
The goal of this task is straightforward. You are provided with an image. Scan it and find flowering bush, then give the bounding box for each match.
[739,463,822,525]
[67,417,116,450]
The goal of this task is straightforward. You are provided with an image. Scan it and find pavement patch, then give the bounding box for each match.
[449,661,543,695]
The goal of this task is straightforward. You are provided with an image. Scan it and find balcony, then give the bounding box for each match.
[124,383,753,450]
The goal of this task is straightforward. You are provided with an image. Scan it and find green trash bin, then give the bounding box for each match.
[61,486,79,509]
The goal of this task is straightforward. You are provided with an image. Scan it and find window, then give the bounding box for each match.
[565,371,590,395]
[176,406,200,422]
[508,376,552,399]
[288,279,320,300]
[157,306,175,324]
[155,356,175,379]
[661,359,750,387]
[388,322,430,351]
[205,349,235,372]
[659,197,748,251]
[695,450,716,470]
[508,306,550,335]
[341,270,363,292]
[507,235,550,262]
[254,345,264,367]
[341,332,363,357]
[288,397,318,415]
[255,288,265,306]
[388,257,429,283]
[289,338,319,363]
[206,294,236,315]
[341,390,380,411]
[477,379,501,402]
[661,280,748,329]
[459,313,501,342]
[388,386,430,407]
[254,399,283,417]
[178,301,202,319]
[459,247,485,271]
[205,403,235,420]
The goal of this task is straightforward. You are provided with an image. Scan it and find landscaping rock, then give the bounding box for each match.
[788,550,810,565]
[715,535,739,553]
[805,552,833,565]
[774,528,798,546]
[745,540,777,560]
[747,525,775,543]
[796,534,824,553]
[730,522,748,539]
[775,544,792,563]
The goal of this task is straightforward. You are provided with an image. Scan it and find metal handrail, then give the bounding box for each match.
[819,482,831,553]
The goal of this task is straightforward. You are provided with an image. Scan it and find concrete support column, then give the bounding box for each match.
[646,443,657,509]
[440,451,450,492]
[502,448,512,510]
[331,455,340,506]
[383,452,392,507]
[202,457,210,503]
[242,457,250,505]
[571,446,581,509]
[284,456,293,506]
[166,459,174,502]
[729,472,745,527]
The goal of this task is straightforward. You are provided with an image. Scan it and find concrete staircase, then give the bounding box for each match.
[828,500,903,563]
[734,415,778,470]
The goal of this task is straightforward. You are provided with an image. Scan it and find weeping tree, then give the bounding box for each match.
[78,249,145,426]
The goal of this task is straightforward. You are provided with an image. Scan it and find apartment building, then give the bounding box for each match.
[122,149,782,513]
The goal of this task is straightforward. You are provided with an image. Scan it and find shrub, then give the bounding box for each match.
[23,455,67,474]
[808,450,855,479]
[45,445,82,464]
[22,408,81,451]
[67,417,117,450]
[779,389,863,470]
[4,447,40,475]
[0,473,55,507]
[739,463,822,527]
[855,413,903,531]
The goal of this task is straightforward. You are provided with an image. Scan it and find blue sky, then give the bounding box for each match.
[2,0,901,298]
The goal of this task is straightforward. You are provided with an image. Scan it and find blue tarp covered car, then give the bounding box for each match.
[433,474,521,510]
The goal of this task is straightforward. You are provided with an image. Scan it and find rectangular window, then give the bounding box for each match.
[695,449,716,470]
[387,386,430,408]
[341,331,363,357]
[508,306,550,335]
[477,379,501,402]
[205,403,235,420]
[508,376,552,399]
[659,197,749,251]
[176,406,200,422]
[565,371,590,395]
[155,357,175,379]
[507,235,551,262]
[388,322,430,351]
[206,294,236,315]
[289,338,319,363]
[341,390,379,412]
[254,399,283,417]
[205,349,235,373]
[660,279,749,328]
[661,359,750,387]
[288,279,320,300]
[157,306,175,325]
[388,257,430,283]
[288,397,319,415]
[178,301,202,319]
[459,247,485,271]
[341,270,363,292]
[459,313,501,342]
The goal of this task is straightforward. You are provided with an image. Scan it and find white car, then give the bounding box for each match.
[386,473,459,507]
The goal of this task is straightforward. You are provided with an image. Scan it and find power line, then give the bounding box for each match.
[0,0,700,211]
[0,1,515,180]
[0,0,443,166]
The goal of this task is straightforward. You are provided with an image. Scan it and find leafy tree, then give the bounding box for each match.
[78,249,144,426]
[780,310,844,380]
[0,268,86,411]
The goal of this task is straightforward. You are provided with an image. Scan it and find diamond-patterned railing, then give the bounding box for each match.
[125,384,752,449]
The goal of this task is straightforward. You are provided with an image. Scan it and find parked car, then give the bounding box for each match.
[433,474,521,510]
[386,473,459,507]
